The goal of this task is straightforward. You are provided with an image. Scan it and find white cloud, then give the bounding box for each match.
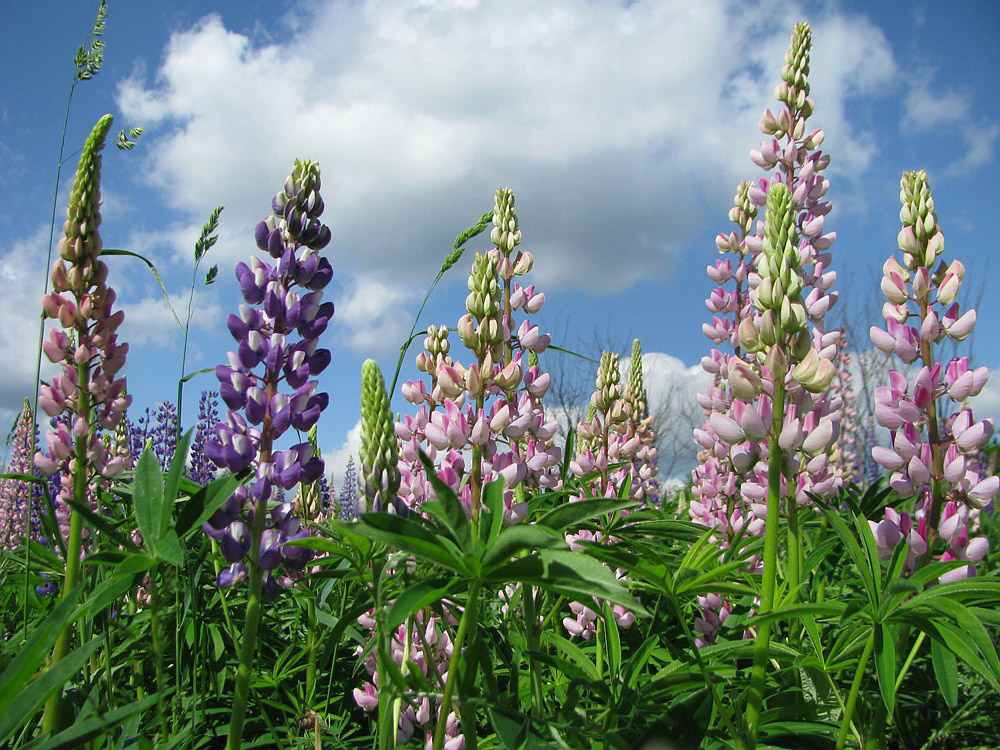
[116,0,898,304]
[334,276,415,355]
[118,291,223,347]
[322,417,362,484]
[0,228,59,424]
[901,74,997,178]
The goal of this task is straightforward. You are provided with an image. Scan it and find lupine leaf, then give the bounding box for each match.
[133,443,164,546]
[930,638,958,708]
[482,524,566,571]
[0,637,102,742]
[386,579,457,631]
[874,623,897,714]
[352,512,468,573]
[486,549,648,616]
[417,449,470,547]
[161,429,193,537]
[535,497,638,532]
[174,472,244,537]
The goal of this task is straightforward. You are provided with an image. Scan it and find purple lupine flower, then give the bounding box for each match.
[189,390,220,485]
[337,456,359,521]
[203,159,333,595]
[0,400,43,550]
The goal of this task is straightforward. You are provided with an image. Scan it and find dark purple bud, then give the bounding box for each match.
[218,563,248,589]
[271,194,285,216]
[286,364,310,390]
[307,349,331,376]
[207,490,243,529]
[221,521,251,563]
[299,314,330,340]
[254,221,270,252]
[245,386,267,425]
[269,394,292,435]
[238,340,261,370]
[295,254,318,286]
[202,522,225,540]
[292,403,322,432]
[227,313,250,342]
[271,502,295,526]
[260,529,284,570]
[263,341,283,372]
[262,287,280,317]
[282,529,312,570]
[249,474,272,504]
[285,299,302,328]
[279,247,295,278]
[299,456,324,484]
[304,258,332,291]
[311,225,331,250]
[205,439,226,469]
[219,381,247,411]
[261,572,280,601]
[267,228,284,258]
[238,268,263,305]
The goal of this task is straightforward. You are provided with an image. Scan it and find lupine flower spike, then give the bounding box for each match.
[35,114,131,733]
[868,170,994,581]
[203,159,333,750]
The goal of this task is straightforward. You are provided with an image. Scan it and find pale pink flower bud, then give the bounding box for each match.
[968,476,999,508]
[709,413,745,445]
[801,417,837,455]
[964,536,989,564]
[944,309,976,341]
[870,326,895,353]
[872,446,905,471]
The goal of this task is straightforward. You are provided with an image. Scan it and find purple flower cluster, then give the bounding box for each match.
[0,400,42,550]
[337,456,359,521]
[188,390,220,485]
[203,159,333,594]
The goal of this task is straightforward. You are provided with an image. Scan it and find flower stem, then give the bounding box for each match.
[433,579,481,750]
[836,628,876,750]
[745,377,786,746]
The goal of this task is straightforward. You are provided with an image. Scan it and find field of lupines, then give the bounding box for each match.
[1,16,999,750]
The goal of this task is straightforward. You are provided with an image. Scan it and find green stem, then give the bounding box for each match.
[149,563,169,738]
[670,595,746,747]
[745,377,786,746]
[226,426,273,750]
[521,585,544,715]
[836,629,877,750]
[433,580,481,750]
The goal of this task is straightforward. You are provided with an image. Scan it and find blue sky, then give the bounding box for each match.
[1,0,997,478]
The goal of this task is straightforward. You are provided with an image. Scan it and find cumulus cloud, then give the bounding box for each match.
[0,227,58,424]
[322,417,362,485]
[333,276,415,355]
[116,0,898,306]
[901,73,998,177]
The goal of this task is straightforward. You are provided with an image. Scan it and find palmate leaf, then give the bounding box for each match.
[485,548,649,617]
[534,497,638,532]
[17,694,160,750]
[352,512,469,573]
[0,637,102,742]
[481,524,567,571]
[385,579,458,631]
[417,449,471,547]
